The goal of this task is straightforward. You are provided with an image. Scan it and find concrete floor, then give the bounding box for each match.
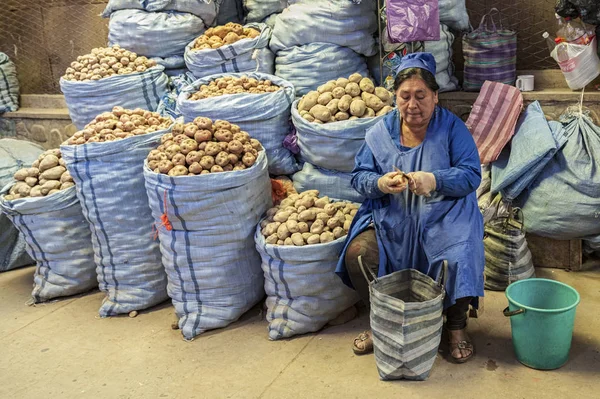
[1,266,599,399]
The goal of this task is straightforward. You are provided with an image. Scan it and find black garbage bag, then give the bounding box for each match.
[556,0,600,25]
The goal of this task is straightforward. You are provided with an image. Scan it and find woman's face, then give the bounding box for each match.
[395,76,438,128]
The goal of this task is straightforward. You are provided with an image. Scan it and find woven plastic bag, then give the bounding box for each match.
[108,10,206,59]
[255,222,359,340]
[292,162,364,203]
[102,0,217,25]
[0,186,97,302]
[463,8,517,91]
[60,66,169,130]
[144,152,271,340]
[177,72,298,175]
[244,0,287,23]
[0,52,19,113]
[60,131,170,316]
[184,23,274,78]
[275,43,369,97]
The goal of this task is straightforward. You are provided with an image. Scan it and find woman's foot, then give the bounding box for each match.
[448,328,474,363]
[352,330,374,355]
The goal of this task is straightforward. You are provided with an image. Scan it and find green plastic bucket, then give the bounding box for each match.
[504,278,580,370]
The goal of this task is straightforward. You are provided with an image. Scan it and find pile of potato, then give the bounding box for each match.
[147,118,263,176]
[260,190,359,246]
[62,46,157,81]
[298,73,394,124]
[3,149,74,201]
[192,23,260,50]
[189,76,280,100]
[67,107,173,145]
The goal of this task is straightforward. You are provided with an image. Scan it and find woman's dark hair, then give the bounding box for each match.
[393,67,439,92]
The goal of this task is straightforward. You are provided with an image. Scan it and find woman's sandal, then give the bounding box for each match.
[449,340,475,364]
[352,330,374,355]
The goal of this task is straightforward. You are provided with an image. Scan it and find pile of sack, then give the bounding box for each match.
[0,52,19,113]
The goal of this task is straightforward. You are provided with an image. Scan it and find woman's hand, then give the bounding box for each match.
[406,172,436,197]
[377,171,408,194]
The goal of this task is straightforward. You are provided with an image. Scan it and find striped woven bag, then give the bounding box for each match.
[463,8,517,91]
[359,257,446,381]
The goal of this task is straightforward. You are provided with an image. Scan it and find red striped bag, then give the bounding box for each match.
[466,81,523,164]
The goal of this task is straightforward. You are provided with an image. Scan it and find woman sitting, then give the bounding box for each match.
[336,52,484,364]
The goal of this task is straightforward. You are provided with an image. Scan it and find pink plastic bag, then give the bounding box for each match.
[386,0,440,43]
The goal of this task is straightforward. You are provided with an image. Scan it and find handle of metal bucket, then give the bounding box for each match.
[358,255,378,284]
[503,306,525,317]
[436,260,448,289]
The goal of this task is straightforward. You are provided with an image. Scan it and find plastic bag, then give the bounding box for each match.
[274,43,369,97]
[60,66,169,130]
[386,0,440,42]
[423,24,459,92]
[177,72,299,175]
[550,37,600,90]
[269,0,377,57]
[255,223,358,340]
[102,0,217,26]
[0,52,19,113]
[244,0,287,23]
[60,131,170,316]
[0,186,97,302]
[144,152,271,340]
[215,0,245,24]
[292,162,364,203]
[184,23,274,79]
[556,0,600,25]
[108,10,206,59]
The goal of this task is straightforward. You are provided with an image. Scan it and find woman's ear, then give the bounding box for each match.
[433,91,439,105]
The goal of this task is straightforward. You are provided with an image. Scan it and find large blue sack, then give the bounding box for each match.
[439,0,469,32]
[255,224,359,340]
[102,0,217,25]
[184,23,274,78]
[292,99,386,172]
[269,0,378,57]
[292,162,364,203]
[492,101,568,201]
[60,66,169,130]
[423,24,459,93]
[215,0,245,24]
[0,52,19,113]
[108,10,206,59]
[0,139,43,272]
[61,132,170,316]
[0,186,97,302]
[244,0,286,23]
[177,72,298,175]
[275,43,369,97]
[144,152,271,340]
[517,111,600,239]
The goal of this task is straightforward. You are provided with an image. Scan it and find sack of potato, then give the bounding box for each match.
[102,0,217,26]
[184,22,274,79]
[292,162,364,203]
[107,9,206,59]
[0,139,42,273]
[60,107,173,317]
[143,117,271,340]
[0,149,97,303]
[254,190,360,340]
[292,73,394,173]
[274,42,369,97]
[269,0,378,57]
[244,0,287,23]
[177,72,298,175]
[59,46,169,130]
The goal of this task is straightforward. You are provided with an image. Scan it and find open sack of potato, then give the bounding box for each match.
[60,107,173,317]
[0,149,96,303]
[184,22,274,78]
[255,190,360,340]
[143,117,272,340]
[177,72,298,175]
[292,162,364,204]
[292,73,394,173]
[60,46,168,130]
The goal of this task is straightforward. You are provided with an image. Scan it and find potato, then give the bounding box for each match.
[204,142,221,156]
[214,129,233,143]
[274,210,292,223]
[40,180,61,195]
[25,177,38,187]
[286,219,299,233]
[296,196,314,208]
[327,217,341,229]
[297,222,309,233]
[303,113,315,122]
[266,234,278,245]
[300,91,319,111]
[359,78,375,94]
[344,220,352,231]
[375,87,392,104]
[210,165,224,173]
[277,223,291,240]
[29,186,43,197]
[362,107,376,118]
[376,105,394,117]
[361,92,384,111]
[242,152,256,167]
[307,234,321,245]
[316,212,330,222]
[40,166,67,181]
[345,82,361,97]
[215,151,230,167]
[188,162,203,174]
[16,182,31,197]
[335,111,349,121]
[300,189,319,198]
[180,139,198,155]
[309,105,331,123]
[298,209,316,222]
[317,82,336,93]
[39,155,59,172]
[277,240,284,245]
[314,196,330,208]
[316,91,333,106]
[350,100,366,117]
[291,232,305,246]
[310,219,325,234]
[13,169,29,181]
[168,165,188,176]
[326,99,340,115]
[336,78,350,88]
[333,226,345,239]
[320,231,335,244]
[348,73,362,83]
[338,95,353,112]
[332,87,346,99]
[264,222,281,236]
